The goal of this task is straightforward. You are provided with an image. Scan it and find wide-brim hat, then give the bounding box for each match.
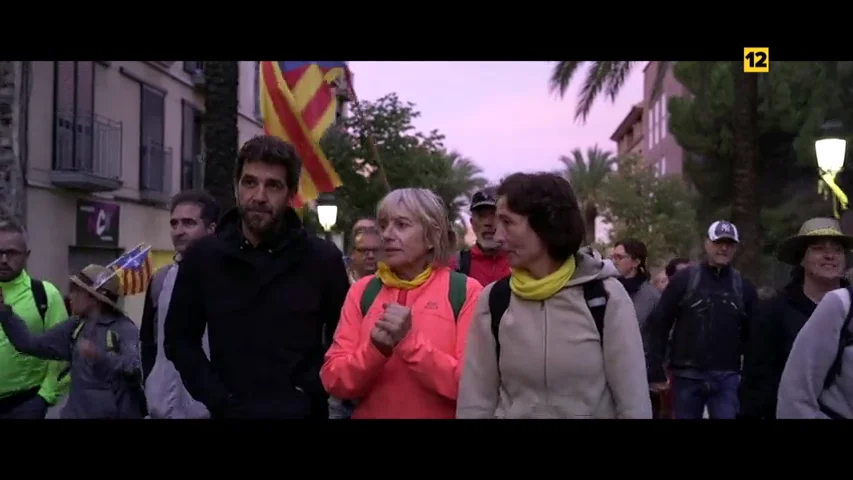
[69,264,124,312]
[776,217,853,265]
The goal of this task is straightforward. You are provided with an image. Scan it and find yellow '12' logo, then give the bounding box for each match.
[744,48,770,73]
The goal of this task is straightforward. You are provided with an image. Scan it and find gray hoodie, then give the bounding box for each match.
[458,249,652,419]
[777,287,853,419]
[144,264,210,419]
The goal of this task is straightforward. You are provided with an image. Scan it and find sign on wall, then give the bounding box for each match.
[76,199,120,248]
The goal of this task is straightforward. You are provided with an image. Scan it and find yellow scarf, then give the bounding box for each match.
[376,262,433,290]
[510,256,577,301]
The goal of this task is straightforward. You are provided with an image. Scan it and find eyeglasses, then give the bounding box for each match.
[0,249,26,260]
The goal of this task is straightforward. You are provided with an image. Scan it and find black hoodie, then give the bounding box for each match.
[739,270,849,418]
[163,207,349,418]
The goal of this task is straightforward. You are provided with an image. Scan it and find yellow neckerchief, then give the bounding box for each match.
[376,262,433,290]
[510,256,577,301]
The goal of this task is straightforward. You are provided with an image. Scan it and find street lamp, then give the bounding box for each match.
[815,120,849,218]
[816,120,847,177]
[316,192,338,238]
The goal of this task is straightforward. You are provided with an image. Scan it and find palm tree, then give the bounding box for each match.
[549,61,669,122]
[557,146,615,245]
[550,61,765,279]
[730,64,761,278]
[435,150,489,222]
[202,61,240,211]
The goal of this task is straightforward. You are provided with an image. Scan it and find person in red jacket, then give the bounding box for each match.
[450,188,510,286]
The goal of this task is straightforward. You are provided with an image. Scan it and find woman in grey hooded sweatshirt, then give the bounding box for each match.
[777,284,853,419]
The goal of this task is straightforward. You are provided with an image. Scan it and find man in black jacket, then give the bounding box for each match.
[644,221,759,419]
[164,135,350,419]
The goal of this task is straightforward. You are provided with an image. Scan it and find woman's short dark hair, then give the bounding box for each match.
[665,257,691,278]
[496,172,585,262]
[234,135,302,193]
[615,238,649,275]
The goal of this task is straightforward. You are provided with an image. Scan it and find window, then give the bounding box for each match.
[184,61,203,74]
[658,93,667,141]
[647,108,655,149]
[181,101,204,190]
[139,85,166,192]
[658,156,667,177]
[253,61,262,121]
[53,61,95,171]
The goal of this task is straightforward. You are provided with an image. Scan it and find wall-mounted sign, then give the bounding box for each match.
[76,199,120,248]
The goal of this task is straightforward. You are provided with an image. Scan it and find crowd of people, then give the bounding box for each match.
[0,134,851,419]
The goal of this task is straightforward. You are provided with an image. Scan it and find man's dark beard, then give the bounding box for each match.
[238,205,288,242]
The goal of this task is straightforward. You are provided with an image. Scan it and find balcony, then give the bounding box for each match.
[51,110,123,192]
[139,142,173,204]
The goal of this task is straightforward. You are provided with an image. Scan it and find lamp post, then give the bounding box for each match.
[815,121,849,220]
[316,192,338,241]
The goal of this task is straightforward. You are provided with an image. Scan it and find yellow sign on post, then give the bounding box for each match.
[743,47,770,73]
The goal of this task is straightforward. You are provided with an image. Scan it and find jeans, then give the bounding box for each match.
[672,370,740,419]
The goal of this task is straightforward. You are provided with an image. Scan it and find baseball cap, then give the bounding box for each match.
[708,220,740,243]
[470,188,497,212]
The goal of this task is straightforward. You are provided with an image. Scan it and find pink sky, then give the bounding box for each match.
[349,61,645,183]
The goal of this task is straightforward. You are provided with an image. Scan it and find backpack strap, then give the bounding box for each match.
[30,279,49,326]
[680,266,703,307]
[447,271,467,322]
[731,269,745,312]
[59,319,86,381]
[489,276,512,363]
[359,276,384,317]
[456,249,472,276]
[71,320,85,341]
[148,265,173,307]
[106,329,120,353]
[824,286,853,390]
[583,279,609,341]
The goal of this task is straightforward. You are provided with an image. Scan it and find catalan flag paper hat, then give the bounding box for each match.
[70,264,124,312]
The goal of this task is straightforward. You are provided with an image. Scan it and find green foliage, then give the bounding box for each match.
[600,154,698,267]
[321,94,487,240]
[668,61,839,284]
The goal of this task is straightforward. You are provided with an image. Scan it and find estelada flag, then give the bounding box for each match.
[259,61,353,207]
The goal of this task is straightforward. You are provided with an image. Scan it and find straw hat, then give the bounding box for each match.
[69,264,124,312]
[775,217,853,265]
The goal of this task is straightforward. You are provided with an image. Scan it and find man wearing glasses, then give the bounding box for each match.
[329,224,382,418]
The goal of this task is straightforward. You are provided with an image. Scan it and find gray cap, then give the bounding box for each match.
[707,220,739,243]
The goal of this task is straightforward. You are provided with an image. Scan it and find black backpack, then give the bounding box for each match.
[487,275,609,361]
[30,279,49,325]
[456,250,472,276]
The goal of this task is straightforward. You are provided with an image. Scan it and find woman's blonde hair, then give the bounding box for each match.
[377,188,452,266]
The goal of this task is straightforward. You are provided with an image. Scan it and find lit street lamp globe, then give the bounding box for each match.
[816,120,847,176]
[316,192,338,232]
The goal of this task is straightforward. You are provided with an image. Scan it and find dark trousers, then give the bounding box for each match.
[0,387,49,419]
[672,370,740,419]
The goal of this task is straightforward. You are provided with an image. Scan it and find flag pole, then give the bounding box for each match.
[351,100,392,193]
[334,75,392,193]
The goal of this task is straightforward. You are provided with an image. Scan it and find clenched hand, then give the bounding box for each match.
[376,303,412,344]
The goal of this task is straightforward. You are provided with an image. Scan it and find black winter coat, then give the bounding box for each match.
[164,208,349,419]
